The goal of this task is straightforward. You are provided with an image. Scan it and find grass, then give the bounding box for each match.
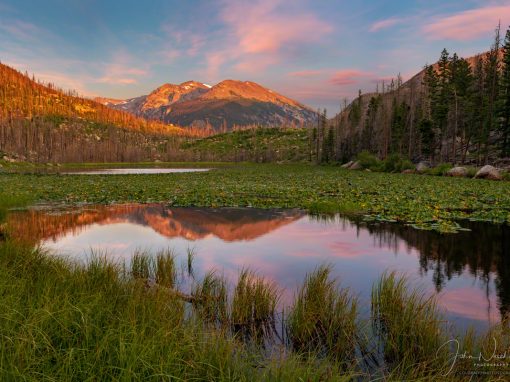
[192,271,229,324]
[0,240,359,380]
[181,127,310,162]
[287,265,358,364]
[231,269,280,340]
[371,272,448,374]
[2,240,509,380]
[1,163,509,232]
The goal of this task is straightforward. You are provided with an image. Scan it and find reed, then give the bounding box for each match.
[371,272,448,373]
[231,269,280,339]
[154,248,177,288]
[130,249,153,280]
[192,270,228,324]
[186,247,196,278]
[287,265,358,363]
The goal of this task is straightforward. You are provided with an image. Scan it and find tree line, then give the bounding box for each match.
[312,24,510,166]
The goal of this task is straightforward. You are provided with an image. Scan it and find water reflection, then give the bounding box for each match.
[7,204,510,332]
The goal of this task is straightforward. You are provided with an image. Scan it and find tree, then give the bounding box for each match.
[499,26,510,157]
[482,23,501,163]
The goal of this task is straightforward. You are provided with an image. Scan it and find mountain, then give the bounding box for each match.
[95,80,316,130]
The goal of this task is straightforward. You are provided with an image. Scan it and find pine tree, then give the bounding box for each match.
[483,23,501,163]
[499,26,510,157]
[436,49,451,161]
[422,64,439,162]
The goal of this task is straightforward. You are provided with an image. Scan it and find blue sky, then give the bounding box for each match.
[1,0,509,112]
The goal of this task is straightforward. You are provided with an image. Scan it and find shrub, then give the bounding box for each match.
[356,151,380,170]
[382,153,414,173]
[426,163,453,176]
[465,166,478,178]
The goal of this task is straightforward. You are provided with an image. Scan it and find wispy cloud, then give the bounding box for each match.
[369,17,403,32]
[329,70,373,86]
[423,5,510,41]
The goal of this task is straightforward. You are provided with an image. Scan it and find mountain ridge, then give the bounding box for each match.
[95,79,316,131]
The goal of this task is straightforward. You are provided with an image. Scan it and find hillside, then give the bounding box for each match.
[0,63,197,163]
[96,80,317,131]
[330,45,508,165]
[0,63,184,135]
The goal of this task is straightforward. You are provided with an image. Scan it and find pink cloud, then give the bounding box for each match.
[369,17,402,32]
[203,0,333,77]
[329,70,373,86]
[288,70,324,78]
[423,5,510,41]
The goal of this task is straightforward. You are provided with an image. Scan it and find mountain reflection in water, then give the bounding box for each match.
[7,204,510,332]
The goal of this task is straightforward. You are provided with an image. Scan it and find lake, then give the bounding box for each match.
[7,204,509,333]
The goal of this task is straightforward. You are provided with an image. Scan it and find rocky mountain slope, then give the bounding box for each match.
[95,80,317,130]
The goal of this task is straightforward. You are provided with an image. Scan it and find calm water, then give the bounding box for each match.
[7,204,510,333]
[61,168,210,175]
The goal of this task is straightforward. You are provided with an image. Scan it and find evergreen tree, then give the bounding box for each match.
[482,23,501,163]
[499,26,510,157]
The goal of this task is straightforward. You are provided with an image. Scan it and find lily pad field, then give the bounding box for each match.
[2,163,509,233]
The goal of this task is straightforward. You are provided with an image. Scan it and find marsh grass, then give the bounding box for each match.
[371,272,449,374]
[155,248,177,288]
[192,270,228,324]
[231,269,280,340]
[1,241,361,380]
[186,246,196,278]
[287,265,358,364]
[130,249,153,280]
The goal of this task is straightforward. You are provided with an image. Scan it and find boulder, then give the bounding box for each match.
[349,161,362,170]
[474,165,502,180]
[416,162,429,173]
[446,166,468,177]
[341,161,354,169]
[402,169,415,174]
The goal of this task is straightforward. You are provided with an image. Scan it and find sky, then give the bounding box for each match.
[1,0,510,112]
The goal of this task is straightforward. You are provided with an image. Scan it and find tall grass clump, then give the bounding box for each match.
[287,265,358,364]
[130,249,153,280]
[231,269,280,339]
[155,248,177,288]
[192,270,228,324]
[371,272,449,374]
[186,247,196,278]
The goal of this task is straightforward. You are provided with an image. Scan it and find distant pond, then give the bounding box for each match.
[7,204,509,333]
[61,168,211,175]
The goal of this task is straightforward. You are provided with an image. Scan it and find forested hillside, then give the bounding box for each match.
[0,63,197,162]
[314,25,510,166]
